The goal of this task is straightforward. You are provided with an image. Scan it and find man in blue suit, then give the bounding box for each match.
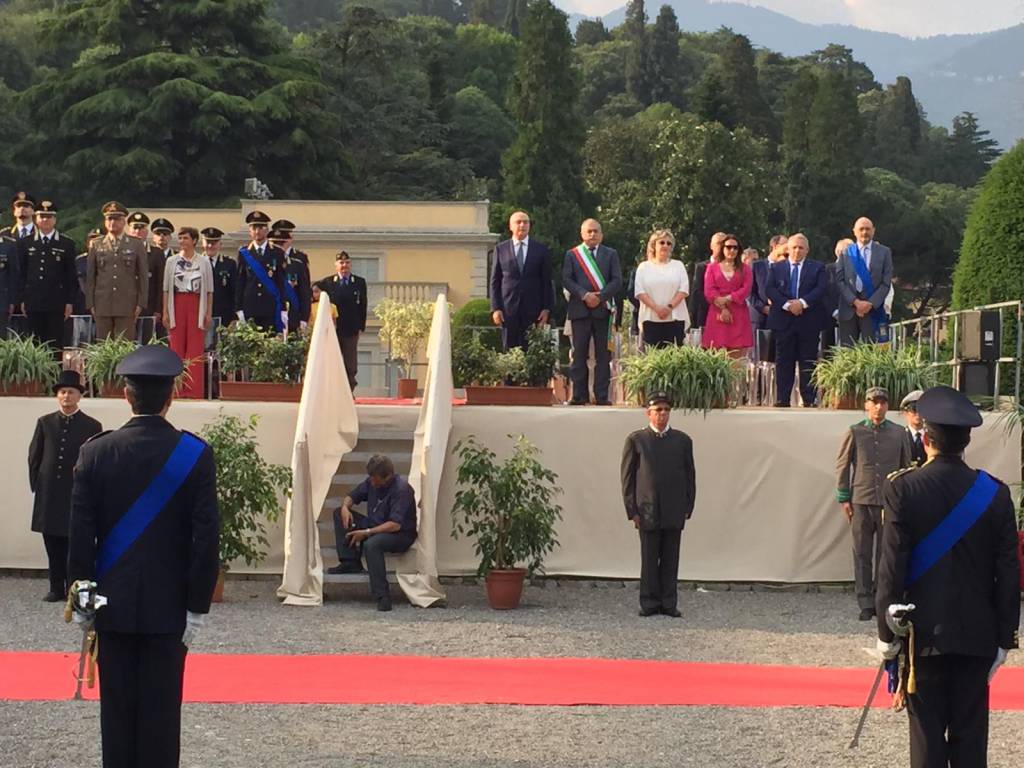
[490,210,553,350]
[766,233,826,407]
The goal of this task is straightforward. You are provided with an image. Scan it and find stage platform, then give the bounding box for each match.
[1,398,1017,583]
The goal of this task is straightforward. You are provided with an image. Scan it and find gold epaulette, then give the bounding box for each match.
[887,466,916,483]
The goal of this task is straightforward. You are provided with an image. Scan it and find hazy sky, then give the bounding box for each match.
[561,0,1023,38]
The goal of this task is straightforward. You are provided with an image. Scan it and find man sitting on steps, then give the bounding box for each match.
[329,454,417,611]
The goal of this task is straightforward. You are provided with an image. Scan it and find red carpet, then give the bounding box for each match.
[2,652,1023,708]
[354,397,467,406]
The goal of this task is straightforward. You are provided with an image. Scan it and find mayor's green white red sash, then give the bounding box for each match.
[570,243,614,349]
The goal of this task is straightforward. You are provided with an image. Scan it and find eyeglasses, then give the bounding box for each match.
[656,240,673,246]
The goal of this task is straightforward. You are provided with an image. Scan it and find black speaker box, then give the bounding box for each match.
[958,361,995,398]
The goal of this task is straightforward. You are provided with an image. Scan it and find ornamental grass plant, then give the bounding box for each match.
[812,341,937,408]
[619,344,742,412]
[0,333,60,389]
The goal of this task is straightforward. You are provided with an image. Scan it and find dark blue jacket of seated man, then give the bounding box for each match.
[329,454,417,611]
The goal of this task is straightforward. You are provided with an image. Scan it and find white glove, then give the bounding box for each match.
[989,648,1009,683]
[182,611,206,648]
[886,603,915,637]
[299,321,308,331]
[280,310,289,326]
[877,637,901,660]
[72,610,93,632]
[236,310,245,322]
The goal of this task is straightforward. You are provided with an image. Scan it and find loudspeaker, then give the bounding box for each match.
[958,361,995,398]
[959,310,1000,361]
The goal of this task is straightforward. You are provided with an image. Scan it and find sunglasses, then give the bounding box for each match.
[724,244,740,250]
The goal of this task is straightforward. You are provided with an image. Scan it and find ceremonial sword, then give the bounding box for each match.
[848,660,886,749]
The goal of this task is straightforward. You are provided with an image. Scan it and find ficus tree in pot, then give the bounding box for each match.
[450,433,562,609]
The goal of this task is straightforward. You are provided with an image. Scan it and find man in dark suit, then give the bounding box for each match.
[68,345,219,768]
[687,232,725,334]
[562,218,622,405]
[315,251,367,391]
[621,392,696,618]
[876,385,1019,768]
[899,389,927,466]
[489,210,553,350]
[27,370,102,601]
[836,217,893,345]
[766,233,826,407]
[235,209,288,332]
[17,200,78,351]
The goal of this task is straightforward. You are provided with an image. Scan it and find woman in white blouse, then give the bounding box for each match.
[633,229,690,348]
[163,226,214,398]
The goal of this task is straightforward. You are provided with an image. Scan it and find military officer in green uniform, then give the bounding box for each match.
[86,202,148,339]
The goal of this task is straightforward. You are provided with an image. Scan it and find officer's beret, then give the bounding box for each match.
[646,392,671,408]
[900,389,924,410]
[52,369,85,394]
[271,219,296,231]
[150,218,174,235]
[87,227,103,240]
[12,191,36,209]
[245,210,271,225]
[101,201,129,217]
[865,386,889,402]
[116,345,184,379]
[268,228,289,242]
[35,200,57,216]
[200,227,224,241]
[916,385,982,429]
[127,211,150,226]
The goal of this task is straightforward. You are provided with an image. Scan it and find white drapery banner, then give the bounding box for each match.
[396,295,451,606]
[277,296,359,606]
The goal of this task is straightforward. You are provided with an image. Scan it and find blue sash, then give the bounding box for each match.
[239,247,283,331]
[283,275,300,316]
[906,471,999,586]
[95,433,206,579]
[846,244,888,335]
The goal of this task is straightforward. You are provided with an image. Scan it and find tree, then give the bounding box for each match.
[468,0,498,26]
[623,0,649,105]
[780,69,818,235]
[952,142,1024,309]
[504,0,527,38]
[501,0,587,254]
[451,23,518,106]
[805,44,878,94]
[945,112,1001,187]
[575,39,630,116]
[715,33,777,140]
[647,5,682,108]
[871,76,922,178]
[574,18,610,46]
[449,85,514,179]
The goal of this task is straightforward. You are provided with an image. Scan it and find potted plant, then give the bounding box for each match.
[374,298,435,399]
[460,324,558,406]
[619,344,743,412]
[82,334,138,396]
[812,342,937,410]
[994,403,1024,591]
[0,333,61,395]
[199,413,292,601]
[217,322,308,402]
[450,434,562,609]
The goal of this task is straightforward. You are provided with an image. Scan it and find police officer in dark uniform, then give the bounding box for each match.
[127,211,169,338]
[70,229,102,344]
[900,389,928,467]
[27,370,102,601]
[17,200,77,351]
[269,226,311,333]
[876,385,1020,768]
[234,210,287,332]
[68,345,219,768]
[201,227,236,327]
[315,251,367,390]
[0,225,18,339]
[9,191,37,240]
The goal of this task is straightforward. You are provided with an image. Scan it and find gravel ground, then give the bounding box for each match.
[2,574,1022,768]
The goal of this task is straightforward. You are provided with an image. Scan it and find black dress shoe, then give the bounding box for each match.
[568,399,587,406]
[377,596,393,612]
[660,607,682,618]
[595,400,613,406]
[638,607,659,617]
[858,608,875,621]
[327,561,363,575]
[42,591,61,603]
[774,402,791,408]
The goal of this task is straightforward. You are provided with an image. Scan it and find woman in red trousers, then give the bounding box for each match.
[162,227,214,398]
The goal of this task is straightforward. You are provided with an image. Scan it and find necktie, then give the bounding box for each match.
[914,432,923,455]
[258,246,264,258]
[790,263,799,299]
[855,245,864,293]
[20,227,26,238]
[516,241,525,271]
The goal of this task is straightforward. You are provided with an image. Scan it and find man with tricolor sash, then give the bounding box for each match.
[836,217,893,346]
[68,345,220,768]
[234,209,288,332]
[561,218,622,405]
[875,385,1019,768]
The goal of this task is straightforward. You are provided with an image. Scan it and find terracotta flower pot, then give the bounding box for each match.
[211,567,227,603]
[99,382,123,398]
[219,381,302,402]
[0,381,44,396]
[484,568,527,610]
[397,378,418,399]
[464,385,553,406]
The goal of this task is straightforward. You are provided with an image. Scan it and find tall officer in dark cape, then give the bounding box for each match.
[875,385,1020,768]
[27,370,102,601]
[620,392,697,617]
[68,345,220,768]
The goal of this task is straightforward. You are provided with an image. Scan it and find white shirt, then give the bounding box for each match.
[634,259,690,326]
[511,237,529,263]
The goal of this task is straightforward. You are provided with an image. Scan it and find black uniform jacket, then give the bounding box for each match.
[620,427,697,530]
[284,253,311,326]
[875,456,1021,655]
[235,242,287,319]
[28,410,103,535]
[211,254,238,322]
[315,273,367,337]
[0,235,20,307]
[68,416,220,634]
[18,231,78,311]
[142,243,166,316]
[72,253,88,315]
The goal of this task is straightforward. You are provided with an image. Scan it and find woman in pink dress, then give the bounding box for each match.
[701,234,753,354]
